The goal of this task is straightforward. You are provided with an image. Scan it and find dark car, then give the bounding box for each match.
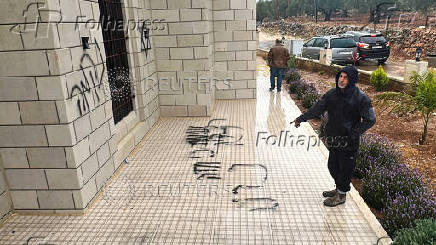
[343,31,390,65]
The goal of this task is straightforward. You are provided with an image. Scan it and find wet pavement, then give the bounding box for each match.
[0,60,387,244]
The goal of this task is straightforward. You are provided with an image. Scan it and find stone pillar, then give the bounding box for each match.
[319,49,332,65]
[404,60,428,83]
[213,0,257,100]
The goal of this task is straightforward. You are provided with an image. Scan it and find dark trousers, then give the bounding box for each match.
[270,67,285,91]
[327,148,357,193]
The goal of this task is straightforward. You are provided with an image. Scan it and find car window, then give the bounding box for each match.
[360,36,387,43]
[305,39,315,47]
[330,38,356,48]
[313,38,326,48]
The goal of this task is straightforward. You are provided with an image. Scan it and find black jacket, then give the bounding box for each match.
[296,66,376,151]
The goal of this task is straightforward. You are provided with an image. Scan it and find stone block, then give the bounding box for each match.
[168,22,194,35]
[96,143,110,167]
[247,19,256,30]
[234,31,253,41]
[36,76,68,100]
[0,126,48,147]
[247,40,257,50]
[180,9,202,21]
[226,20,246,31]
[73,114,92,142]
[0,148,28,168]
[214,21,226,31]
[236,88,254,98]
[234,71,255,80]
[0,194,11,219]
[0,173,6,194]
[213,10,234,21]
[175,94,197,105]
[27,147,67,168]
[21,23,60,50]
[160,106,188,117]
[10,191,39,209]
[0,0,39,24]
[177,35,204,47]
[0,25,23,51]
[235,10,253,20]
[56,99,80,124]
[46,49,73,76]
[214,61,228,71]
[170,48,194,59]
[156,60,183,72]
[229,80,247,89]
[37,190,75,209]
[80,153,99,183]
[215,90,236,99]
[246,0,256,9]
[72,176,97,209]
[167,0,191,9]
[0,77,37,102]
[89,122,111,153]
[159,95,176,105]
[57,23,81,48]
[46,124,77,146]
[188,105,207,116]
[192,0,208,8]
[152,10,180,22]
[65,137,91,168]
[150,0,167,9]
[404,60,428,83]
[90,105,107,131]
[154,48,170,59]
[193,21,209,34]
[194,47,209,59]
[215,51,235,61]
[227,41,248,51]
[236,51,253,60]
[19,101,59,125]
[0,51,49,76]
[247,79,256,88]
[153,36,178,48]
[213,0,230,10]
[214,31,233,42]
[183,60,208,71]
[59,0,81,22]
[46,169,83,189]
[95,158,115,190]
[6,169,48,190]
[230,0,246,9]
[0,102,21,125]
[228,61,248,71]
[215,42,227,52]
[79,0,94,21]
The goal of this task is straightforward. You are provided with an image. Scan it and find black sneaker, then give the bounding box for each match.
[322,189,337,198]
[269,88,274,91]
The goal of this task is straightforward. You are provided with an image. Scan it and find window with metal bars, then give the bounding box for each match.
[98,0,133,124]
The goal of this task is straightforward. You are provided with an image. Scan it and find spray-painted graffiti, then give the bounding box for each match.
[69,38,106,116]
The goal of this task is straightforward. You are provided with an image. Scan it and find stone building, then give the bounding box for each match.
[0,0,257,222]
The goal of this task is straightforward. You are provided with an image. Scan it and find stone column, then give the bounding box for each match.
[404,60,429,83]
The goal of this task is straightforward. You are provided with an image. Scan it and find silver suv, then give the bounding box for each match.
[302,35,358,64]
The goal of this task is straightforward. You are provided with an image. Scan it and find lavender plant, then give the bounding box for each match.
[284,68,301,84]
[354,134,402,179]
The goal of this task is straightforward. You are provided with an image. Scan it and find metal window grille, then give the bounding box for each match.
[98,0,133,124]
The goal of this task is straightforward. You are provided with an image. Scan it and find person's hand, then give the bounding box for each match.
[291,120,301,128]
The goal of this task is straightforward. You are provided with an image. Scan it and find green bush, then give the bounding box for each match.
[288,55,297,69]
[284,68,301,84]
[392,219,436,245]
[370,65,390,91]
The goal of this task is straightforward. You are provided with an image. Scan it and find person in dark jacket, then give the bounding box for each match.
[292,66,376,207]
[268,39,290,92]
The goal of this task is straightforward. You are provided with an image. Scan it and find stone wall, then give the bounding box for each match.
[0,157,12,223]
[0,0,159,213]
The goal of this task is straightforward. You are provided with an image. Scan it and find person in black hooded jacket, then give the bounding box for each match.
[292,66,376,207]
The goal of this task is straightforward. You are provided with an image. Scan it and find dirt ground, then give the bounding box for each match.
[295,69,436,192]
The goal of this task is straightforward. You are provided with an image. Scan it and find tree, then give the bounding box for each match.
[317,0,345,21]
[375,69,436,145]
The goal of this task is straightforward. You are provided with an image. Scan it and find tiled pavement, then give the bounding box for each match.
[0,60,387,244]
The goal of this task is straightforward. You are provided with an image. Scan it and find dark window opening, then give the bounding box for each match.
[98,0,133,124]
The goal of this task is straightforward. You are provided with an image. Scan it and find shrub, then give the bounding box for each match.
[370,65,390,91]
[392,219,436,245]
[382,191,436,237]
[296,81,310,100]
[361,163,428,210]
[288,55,298,69]
[354,134,402,179]
[288,79,306,94]
[302,87,320,109]
[284,68,301,84]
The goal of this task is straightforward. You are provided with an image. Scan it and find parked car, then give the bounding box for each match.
[343,31,390,65]
[302,35,358,64]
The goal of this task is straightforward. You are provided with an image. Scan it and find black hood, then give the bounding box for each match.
[335,66,358,92]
